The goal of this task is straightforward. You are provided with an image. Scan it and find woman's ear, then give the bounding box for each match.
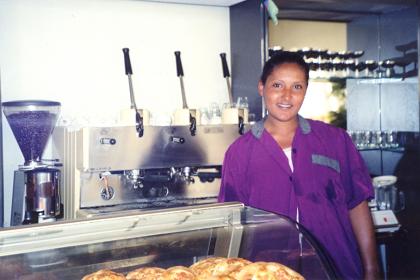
[258,81,264,97]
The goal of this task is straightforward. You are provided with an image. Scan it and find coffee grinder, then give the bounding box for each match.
[2,100,62,226]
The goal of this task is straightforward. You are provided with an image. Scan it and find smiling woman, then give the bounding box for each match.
[218,51,379,279]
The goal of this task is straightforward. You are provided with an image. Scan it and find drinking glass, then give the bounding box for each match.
[199,107,210,125]
[236,97,249,109]
[209,102,221,124]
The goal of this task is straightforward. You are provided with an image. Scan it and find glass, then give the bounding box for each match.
[385,130,399,148]
[209,102,221,124]
[362,130,371,148]
[236,97,249,109]
[199,107,210,125]
[0,204,337,279]
[248,113,256,124]
[354,130,363,148]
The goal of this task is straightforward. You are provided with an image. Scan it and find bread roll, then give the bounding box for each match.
[162,266,196,280]
[82,269,126,280]
[235,262,305,280]
[126,267,165,280]
[191,257,251,279]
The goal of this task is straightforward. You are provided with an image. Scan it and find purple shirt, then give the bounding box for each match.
[218,116,373,279]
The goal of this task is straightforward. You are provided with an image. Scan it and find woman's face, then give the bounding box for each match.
[258,62,307,124]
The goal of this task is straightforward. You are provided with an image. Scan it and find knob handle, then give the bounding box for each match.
[122,48,133,75]
[174,51,184,77]
[220,53,230,78]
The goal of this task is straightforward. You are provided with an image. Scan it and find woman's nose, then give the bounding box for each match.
[281,87,292,100]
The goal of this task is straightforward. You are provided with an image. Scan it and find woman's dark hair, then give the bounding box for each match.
[260,51,309,84]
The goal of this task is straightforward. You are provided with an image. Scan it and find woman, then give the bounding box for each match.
[218,51,379,279]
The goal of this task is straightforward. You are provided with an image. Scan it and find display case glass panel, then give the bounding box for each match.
[0,203,337,279]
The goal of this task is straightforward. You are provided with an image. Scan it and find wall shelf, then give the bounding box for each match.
[358,147,405,153]
[309,76,418,84]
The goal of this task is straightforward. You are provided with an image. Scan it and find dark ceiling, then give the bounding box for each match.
[274,0,417,22]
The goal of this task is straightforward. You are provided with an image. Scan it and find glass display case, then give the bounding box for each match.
[0,202,338,279]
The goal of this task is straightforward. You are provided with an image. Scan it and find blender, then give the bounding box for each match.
[2,100,62,226]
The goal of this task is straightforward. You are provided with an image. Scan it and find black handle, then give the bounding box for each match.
[220,53,230,78]
[122,48,133,75]
[174,51,184,77]
[135,111,144,138]
[189,114,196,136]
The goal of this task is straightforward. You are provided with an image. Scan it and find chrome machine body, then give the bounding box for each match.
[53,124,246,219]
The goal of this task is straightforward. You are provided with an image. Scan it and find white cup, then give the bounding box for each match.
[222,107,249,124]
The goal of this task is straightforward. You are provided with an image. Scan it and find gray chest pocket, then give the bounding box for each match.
[311,154,340,173]
[311,154,345,204]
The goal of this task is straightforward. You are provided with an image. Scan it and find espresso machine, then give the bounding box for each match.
[53,124,244,219]
[51,49,247,219]
[3,100,62,226]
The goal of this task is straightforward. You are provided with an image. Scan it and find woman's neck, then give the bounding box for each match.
[264,116,299,149]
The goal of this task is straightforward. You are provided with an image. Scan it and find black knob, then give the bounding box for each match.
[122,48,133,75]
[170,136,185,144]
[174,51,184,77]
[220,53,230,78]
[100,138,117,145]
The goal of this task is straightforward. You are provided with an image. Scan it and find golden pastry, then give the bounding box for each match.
[190,257,225,277]
[235,261,305,280]
[162,266,196,280]
[205,276,235,280]
[81,269,126,280]
[126,267,165,280]
[192,257,251,279]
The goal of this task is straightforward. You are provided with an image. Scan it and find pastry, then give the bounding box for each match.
[162,266,196,280]
[192,257,251,279]
[235,261,305,280]
[205,276,235,280]
[190,257,225,277]
[82,269,126,280]
[126,267,165,280]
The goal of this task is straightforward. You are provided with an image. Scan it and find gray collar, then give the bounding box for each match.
[251,115,311,139]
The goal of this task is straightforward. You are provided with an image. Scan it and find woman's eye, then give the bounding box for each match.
[273,82,282,88]
[294,84,303,90]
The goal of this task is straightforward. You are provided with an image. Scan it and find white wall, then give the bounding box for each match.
[0,0,232,226]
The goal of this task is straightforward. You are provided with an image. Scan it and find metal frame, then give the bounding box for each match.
[0,70,3,228]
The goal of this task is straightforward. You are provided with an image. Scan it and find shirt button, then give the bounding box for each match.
[289,176,293,182]
[292,148,297,154]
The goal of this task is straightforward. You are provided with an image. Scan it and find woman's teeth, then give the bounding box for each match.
[277,103,292,109]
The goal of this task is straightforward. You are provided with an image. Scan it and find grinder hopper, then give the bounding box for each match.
[2,100,60,166]
[3,100,62,225]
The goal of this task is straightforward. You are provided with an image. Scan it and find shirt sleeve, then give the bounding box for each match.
[341,130,374,209]
[218,143,249,204]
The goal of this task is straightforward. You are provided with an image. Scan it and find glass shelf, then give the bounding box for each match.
[357,147,405,153]
[309,76,417,84]
[355,77,417,84]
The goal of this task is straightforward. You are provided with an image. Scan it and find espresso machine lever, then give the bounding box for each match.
[122,48,144,138]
